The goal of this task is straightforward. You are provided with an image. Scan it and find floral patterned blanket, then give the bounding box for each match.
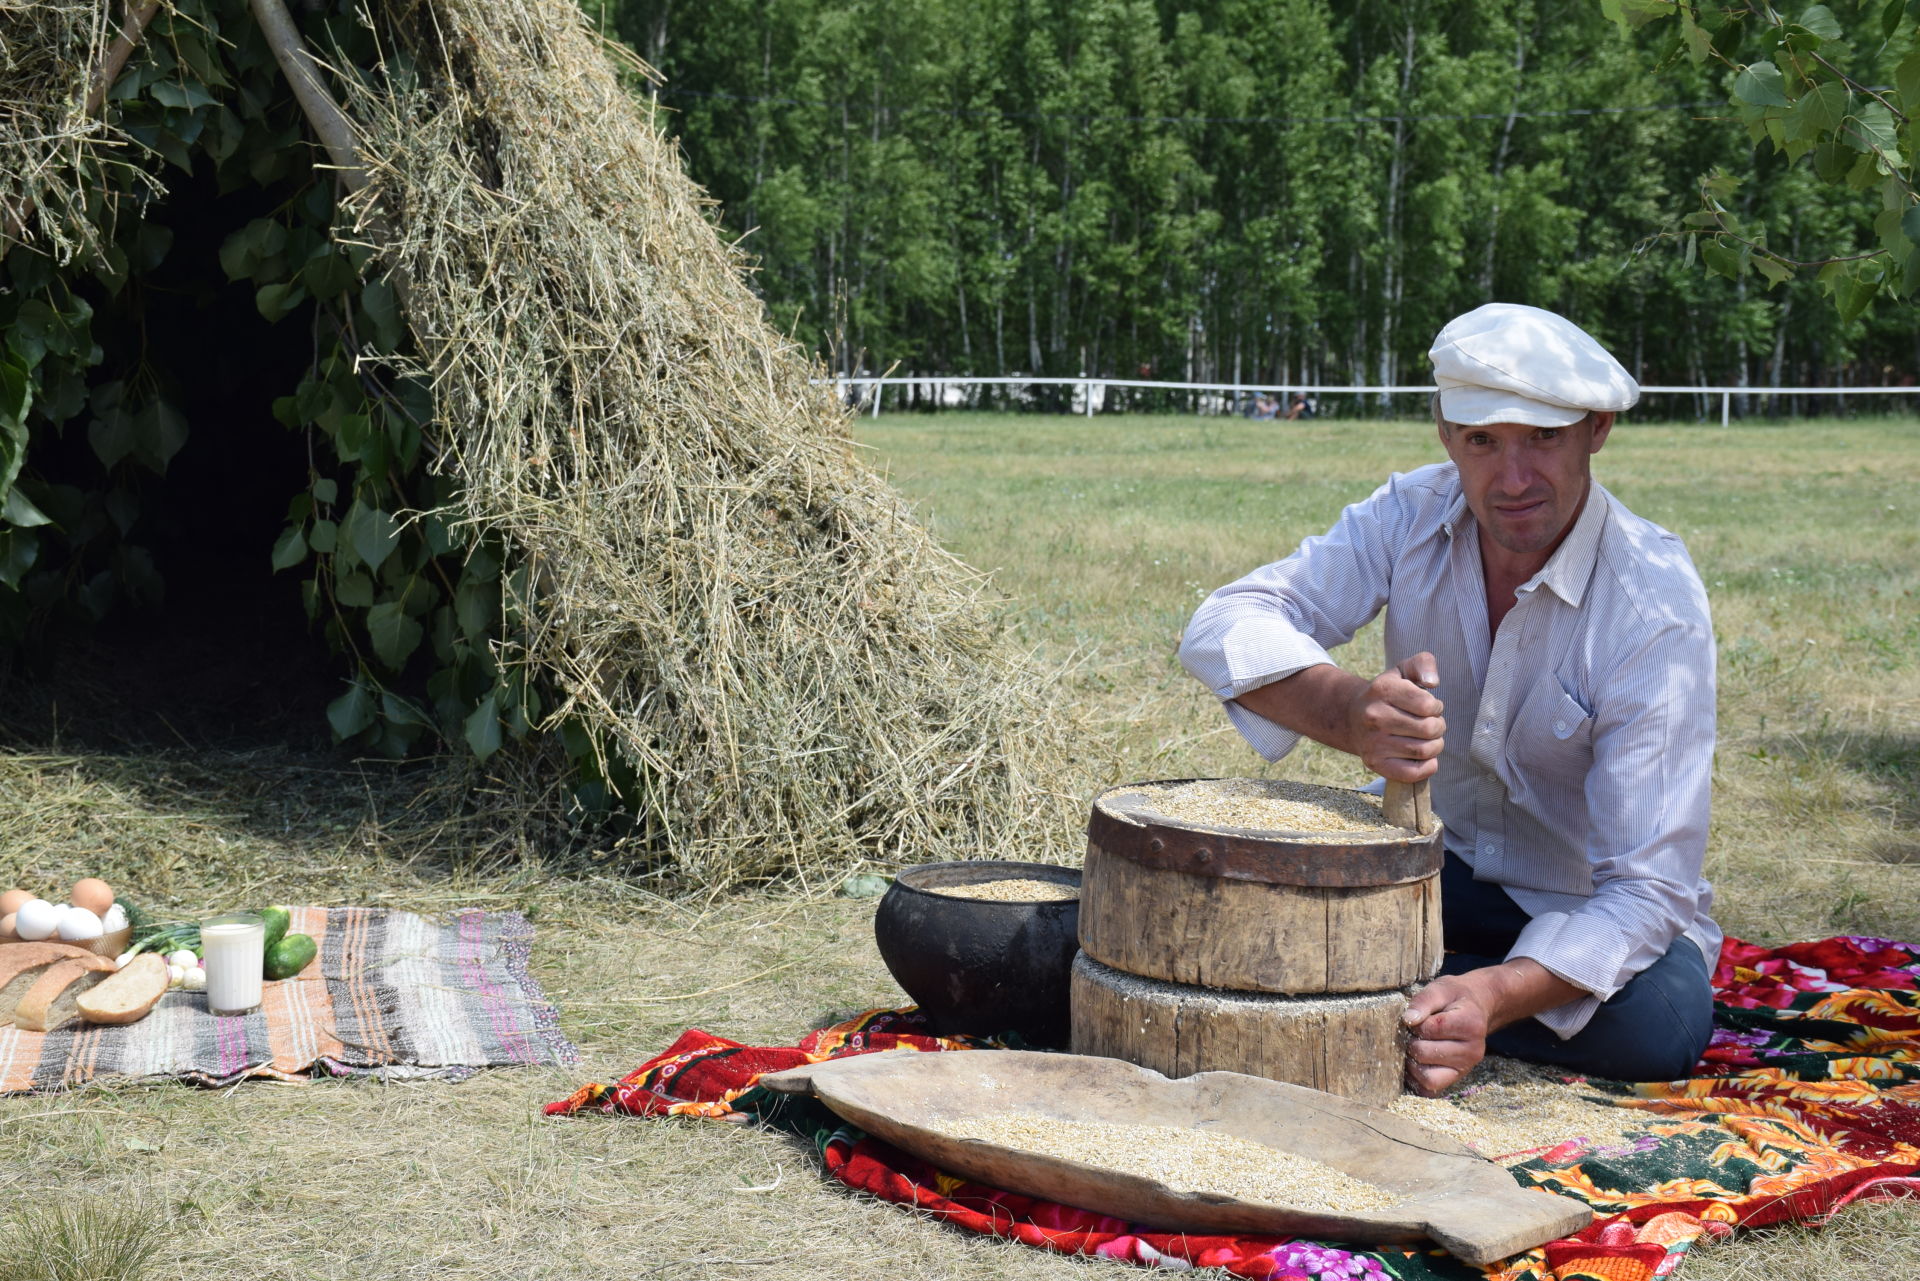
[546,934,1920,1280]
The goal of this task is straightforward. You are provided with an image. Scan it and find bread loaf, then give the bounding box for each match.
[76,953,170,1026]
[0,944,113,1025]
[0,940,111,968]
[13,958,112,1032]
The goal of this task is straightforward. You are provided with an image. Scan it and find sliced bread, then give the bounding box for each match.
[0,941,110,969]
[0,943,113,1025]
[76,953,169,1026]
[13,958,112,1032]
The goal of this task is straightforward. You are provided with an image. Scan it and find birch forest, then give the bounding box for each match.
[592,0,1918,414]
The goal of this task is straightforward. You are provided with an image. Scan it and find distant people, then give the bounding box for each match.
[1249,392,1280,420]
[1284,392,1317,421]
[844,370,871,412]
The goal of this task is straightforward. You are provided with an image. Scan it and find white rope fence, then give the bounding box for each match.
[819,376,1920,426]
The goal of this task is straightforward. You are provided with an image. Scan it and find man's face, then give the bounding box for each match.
[1437,413,1614,562]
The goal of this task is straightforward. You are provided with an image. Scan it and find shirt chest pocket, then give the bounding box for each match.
[1506,680,1594,782]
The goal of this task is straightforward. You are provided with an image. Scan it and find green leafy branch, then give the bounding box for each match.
[1605,0,1920,318]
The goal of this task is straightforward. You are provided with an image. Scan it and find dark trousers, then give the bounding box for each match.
[1439,852,1713,1081]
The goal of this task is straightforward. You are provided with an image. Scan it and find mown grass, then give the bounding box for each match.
[0,413,1914,1279]
[859,413,1920,948]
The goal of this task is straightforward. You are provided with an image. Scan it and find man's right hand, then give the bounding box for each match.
[1346,653,1445,782]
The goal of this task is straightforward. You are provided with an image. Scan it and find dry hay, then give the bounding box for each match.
[2,0,1099,891]
[0,0,157,263]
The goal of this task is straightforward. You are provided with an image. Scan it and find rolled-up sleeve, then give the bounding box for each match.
[1177,476,1410,760]
[1509,612,1717,1038]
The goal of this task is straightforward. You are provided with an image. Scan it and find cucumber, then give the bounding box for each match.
[259,906,293,954]
[264,932,317,981]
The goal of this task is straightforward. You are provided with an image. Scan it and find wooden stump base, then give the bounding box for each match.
[1070,952,1408,1105]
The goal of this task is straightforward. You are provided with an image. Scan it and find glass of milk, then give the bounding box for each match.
[201,912,265,1017]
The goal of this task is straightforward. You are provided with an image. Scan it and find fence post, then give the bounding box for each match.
[870,380,881,419]
[1084,379,1095,417]
[1721,391,1730,428]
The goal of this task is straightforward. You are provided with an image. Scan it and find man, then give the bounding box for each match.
[1176,302,1719,1094]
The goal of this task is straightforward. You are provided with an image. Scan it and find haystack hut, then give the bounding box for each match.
[0,0,1087,887]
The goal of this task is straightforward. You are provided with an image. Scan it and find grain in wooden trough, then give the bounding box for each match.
[930,1111,1396,1214]
[1132,779,1398,838]
[924,878,1078,902]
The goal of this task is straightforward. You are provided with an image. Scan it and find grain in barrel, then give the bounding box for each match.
[1133,778,1397,838]
[931,1111,1396,1214]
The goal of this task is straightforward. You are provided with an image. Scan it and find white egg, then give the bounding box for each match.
[13,899,58,940]
[101,904,128,932]
[56,907,103,941]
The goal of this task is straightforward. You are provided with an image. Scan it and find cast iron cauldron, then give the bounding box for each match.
[873,860,1081,1048]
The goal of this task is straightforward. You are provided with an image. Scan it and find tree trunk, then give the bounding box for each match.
[1479,15,1533,298]
[1375,14,1416,406]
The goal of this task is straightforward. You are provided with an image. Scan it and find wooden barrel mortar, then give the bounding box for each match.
[1078,779,1443,995]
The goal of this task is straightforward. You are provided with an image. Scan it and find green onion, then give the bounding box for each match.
[125,923,201,959]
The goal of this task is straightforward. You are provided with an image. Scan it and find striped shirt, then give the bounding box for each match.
[1177,461,1720,1039]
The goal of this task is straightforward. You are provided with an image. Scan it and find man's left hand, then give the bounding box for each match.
[1403,972,1496,1095]
[1403,960,1586,1096]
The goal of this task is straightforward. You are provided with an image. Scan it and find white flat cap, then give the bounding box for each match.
[1429,302,1639,428]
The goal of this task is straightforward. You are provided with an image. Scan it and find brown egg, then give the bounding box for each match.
[0,912,15,941]
[69,878,115,917]
[0,889,30,917]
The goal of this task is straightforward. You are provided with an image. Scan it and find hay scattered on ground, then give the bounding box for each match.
[329,0,1096,889]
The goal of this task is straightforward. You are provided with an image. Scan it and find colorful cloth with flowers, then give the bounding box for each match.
[546,935,1920,1281]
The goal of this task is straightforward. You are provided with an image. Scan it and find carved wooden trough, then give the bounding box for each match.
[760,1049,1591,1266]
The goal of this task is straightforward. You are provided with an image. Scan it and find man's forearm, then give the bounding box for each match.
[1232,663,1370,755]
[1234,657,1445,782]
[1460,958,1586,1031]
[1403,959,1589,1095]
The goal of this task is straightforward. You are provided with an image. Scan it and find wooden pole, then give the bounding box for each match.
[2,0,164,255]
[247,0,369,195]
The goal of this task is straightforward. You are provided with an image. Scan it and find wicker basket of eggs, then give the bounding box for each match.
[0,878,132,958]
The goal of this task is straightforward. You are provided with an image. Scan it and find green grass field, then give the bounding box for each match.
[858,413,1920,946]
[0,413,1915,1278]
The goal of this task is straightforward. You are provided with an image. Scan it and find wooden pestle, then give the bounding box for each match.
[1381,663,1438,835]
[1382,776,1433,835]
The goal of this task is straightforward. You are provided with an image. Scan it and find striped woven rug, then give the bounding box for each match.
[0,906,577,1092]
